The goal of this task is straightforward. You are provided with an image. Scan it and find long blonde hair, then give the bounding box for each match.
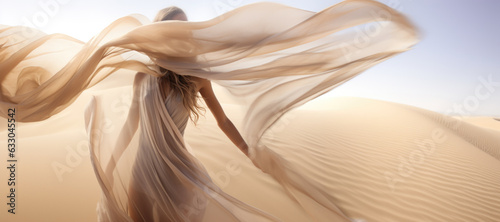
[154,7,204,122]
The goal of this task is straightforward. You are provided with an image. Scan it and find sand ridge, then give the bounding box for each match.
[1,89,499,221]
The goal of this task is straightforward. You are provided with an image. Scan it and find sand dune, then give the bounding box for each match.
[462,116,500,131]
[1,82,499,221]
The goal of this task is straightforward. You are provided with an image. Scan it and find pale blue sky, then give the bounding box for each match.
[1,0,499,117]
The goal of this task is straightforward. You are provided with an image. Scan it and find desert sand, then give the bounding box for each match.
[1,74,499,221]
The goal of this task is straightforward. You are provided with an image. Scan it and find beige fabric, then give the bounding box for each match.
[0,1,418,221]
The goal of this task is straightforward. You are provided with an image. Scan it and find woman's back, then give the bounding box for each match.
[164,90,190,134]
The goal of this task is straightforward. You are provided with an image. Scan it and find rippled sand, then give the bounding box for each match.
[1,80,499,221]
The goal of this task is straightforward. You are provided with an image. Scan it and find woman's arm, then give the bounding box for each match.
[198,79,249,156]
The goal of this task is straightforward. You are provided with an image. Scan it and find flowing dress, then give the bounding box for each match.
[0,1,420,221]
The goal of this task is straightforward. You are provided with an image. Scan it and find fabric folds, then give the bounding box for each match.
[0,1,418,221]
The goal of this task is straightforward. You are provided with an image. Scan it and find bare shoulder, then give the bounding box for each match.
[134,72,148,83]
[191,76,210,90]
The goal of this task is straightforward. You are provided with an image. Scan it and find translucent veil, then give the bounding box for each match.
[0,1,417,221]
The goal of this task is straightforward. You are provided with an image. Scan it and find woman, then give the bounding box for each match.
[154,7,250,156]
[0,1,418,221]
[127,7,263,221]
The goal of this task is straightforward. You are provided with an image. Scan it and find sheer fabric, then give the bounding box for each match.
[0,1,417,221]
